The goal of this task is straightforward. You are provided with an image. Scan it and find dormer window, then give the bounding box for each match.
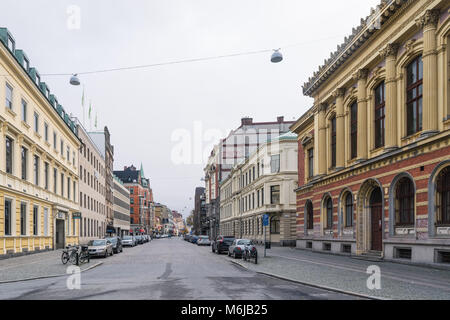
[36,74,41,85]
[7,34,15,52]
[23,57,29,72]
[46,88,50,98]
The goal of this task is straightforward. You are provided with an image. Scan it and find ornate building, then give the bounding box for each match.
[292,0,450,266]
[0,28,81,257]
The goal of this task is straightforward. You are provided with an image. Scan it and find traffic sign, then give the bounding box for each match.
[263,214,269,227]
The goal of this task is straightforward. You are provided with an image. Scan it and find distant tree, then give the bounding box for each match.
[186,210,194,227]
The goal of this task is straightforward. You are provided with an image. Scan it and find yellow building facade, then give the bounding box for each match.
[0,28,81,257]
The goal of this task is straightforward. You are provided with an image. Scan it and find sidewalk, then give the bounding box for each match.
[0,250,102,283]
[231,247,450,300]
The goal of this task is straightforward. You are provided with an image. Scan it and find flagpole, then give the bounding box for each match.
[82,86,86,127]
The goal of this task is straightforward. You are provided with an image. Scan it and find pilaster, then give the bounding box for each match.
[333,88,346,168]
[355,69,369,161]
[317,103,327,175]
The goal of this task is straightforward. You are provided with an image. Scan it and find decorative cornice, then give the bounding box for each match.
[415,9,440,29]
[302,0,410,97]
[379,43,400,59]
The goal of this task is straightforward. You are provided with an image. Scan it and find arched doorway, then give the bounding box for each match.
[370,188,383,252]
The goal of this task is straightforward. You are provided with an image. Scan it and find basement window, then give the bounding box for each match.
[306,241,312,249]
[342,244,352,254]
[395,247,412,260]
[323,243,331,251]
[436,250,450,264]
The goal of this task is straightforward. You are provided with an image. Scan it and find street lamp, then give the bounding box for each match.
[271,49,283,63]
[70,74,81,86]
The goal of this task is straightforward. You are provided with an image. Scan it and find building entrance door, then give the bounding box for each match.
[55,219,65,249]
[370,188,383,252]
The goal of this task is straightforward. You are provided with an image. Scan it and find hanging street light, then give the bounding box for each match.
[70,74,80,86]
[271,49,283,63]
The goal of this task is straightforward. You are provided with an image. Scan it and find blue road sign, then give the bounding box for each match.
[263,214,269,227]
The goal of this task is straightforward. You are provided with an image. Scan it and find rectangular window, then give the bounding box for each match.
[60,140,64,157]
[34,155,39,185]
[5,137,12,174]
[21,99,27,122]
[331,117,337,167]
[67,146,70,162]
[34,112,39,133]
[53,168,57,193]
[53,132,57,149]
[374,82,385,149]
[270,185,280,205]
[308,148,314,178]
[20,203,27,235]
[350,103,358,159]
[44,123,49,142]
[4,199,12,235]
[67,177,71,200]
[271,154,280,173]
[61,173,64,197]
[5,83,13,109]
[33,206,39,235]
[44,162,49,190]
[73,181,76,202]
[21,147,27,180]
[406,56,423,135]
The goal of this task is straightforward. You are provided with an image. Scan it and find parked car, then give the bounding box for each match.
[212,235,235,254]
[155,234,161,239]
[141,235,149,243]
[106,236,123,254]
[184,234,191,242]
[122,235,136,247]
[190,235,199,244]
[88,239,113,258]
[228,239,253,259]
[197,236,211,246]
[135,235,144,245]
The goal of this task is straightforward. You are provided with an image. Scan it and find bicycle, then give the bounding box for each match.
[61,245,78,265]
[76,245,90,265]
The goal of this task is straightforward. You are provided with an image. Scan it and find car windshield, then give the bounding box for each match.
[123,236,132,240]
[106,238,117,243]
[200,236,208,239]
[238,240,252,245]
[88,240,106,246]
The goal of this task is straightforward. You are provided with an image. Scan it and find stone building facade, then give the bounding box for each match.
[0,28,81,257]
[220,133,298,246]
[113,174,130,237]
[292,0,450,266]
[77,120,107,244]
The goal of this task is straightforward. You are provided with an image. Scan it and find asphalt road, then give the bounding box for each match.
[0,238,360,300]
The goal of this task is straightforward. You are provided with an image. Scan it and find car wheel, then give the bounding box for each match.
[104,251,108,258]
[227,251,230,257]
[212,247,215,253]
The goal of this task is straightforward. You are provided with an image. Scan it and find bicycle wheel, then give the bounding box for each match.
[61,252,69,265]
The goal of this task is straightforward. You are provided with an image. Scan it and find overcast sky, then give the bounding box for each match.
[1,0,379,218]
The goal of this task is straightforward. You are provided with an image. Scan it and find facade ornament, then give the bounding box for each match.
[353,68,369,81]
[332,88,346,99]
[318,103,328,113]
[404,39,417,54]
[379,43,399,59]
[415,9,440,29]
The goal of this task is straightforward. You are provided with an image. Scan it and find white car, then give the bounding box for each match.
[197,236,211,246]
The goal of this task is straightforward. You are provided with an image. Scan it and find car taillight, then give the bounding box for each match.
[236,247,241,251]
[252,247,256,251]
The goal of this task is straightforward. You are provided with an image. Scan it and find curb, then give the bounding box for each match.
[0,261,103,285]
[229,260,386,301]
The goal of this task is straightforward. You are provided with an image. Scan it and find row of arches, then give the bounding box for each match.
[303,162,450,248]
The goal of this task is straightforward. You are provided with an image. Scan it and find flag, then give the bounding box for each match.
[95,112,98,128]
[81,86,85,107]
[89,101,92,119]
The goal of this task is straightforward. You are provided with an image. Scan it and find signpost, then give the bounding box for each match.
[263,214,269,257]
[72,212,82,219]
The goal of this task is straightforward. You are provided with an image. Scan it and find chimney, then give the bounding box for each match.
[241,117,253,126]
[277,116,284,123]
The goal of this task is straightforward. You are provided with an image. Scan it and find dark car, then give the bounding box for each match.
[212,235,235,254]
[105,236,123,254]
[135,235,144,244]
[190,235,199,244]
[184,234,191,242]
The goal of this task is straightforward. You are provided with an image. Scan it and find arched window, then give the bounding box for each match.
[374,82,385,148]
[331,117,337,167]
[325,198,333,229]
[395,177,415,226]
[306,201,314,230]
[350,102,358,159]
[436,167,450,226]
[345,193,354,227]
[406,56,423,135]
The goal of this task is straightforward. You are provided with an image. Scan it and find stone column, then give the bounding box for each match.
[355,69,369,161]
[334,88,346,169]
[380,43,400,151]
[317,103,327,175]
[416,9,440,136]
